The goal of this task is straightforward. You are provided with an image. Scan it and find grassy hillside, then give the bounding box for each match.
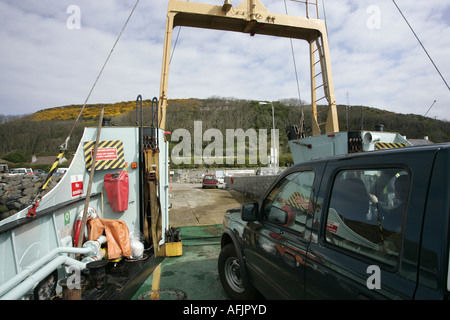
[0,97,448,169]
[0,100,155,162]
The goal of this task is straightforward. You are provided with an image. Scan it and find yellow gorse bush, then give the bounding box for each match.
[29,99,195,122]
[30,101,142,121]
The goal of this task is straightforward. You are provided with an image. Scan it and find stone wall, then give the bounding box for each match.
[172,168,208,184]
[0,174,60,220]
[224,175,278,201]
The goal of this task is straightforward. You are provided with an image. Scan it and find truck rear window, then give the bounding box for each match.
[325,168,409,267]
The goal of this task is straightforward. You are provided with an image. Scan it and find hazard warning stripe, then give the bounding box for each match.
[83,140,125,171]
[286,192,310,211]
[282,192,320,216]
[375,142,408,150]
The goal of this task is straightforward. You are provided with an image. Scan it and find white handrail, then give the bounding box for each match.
[0,255,86,300]
[0,235,106,300]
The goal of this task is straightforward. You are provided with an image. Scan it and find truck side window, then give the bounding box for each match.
[325,168,409,267]
[262,171,315,235]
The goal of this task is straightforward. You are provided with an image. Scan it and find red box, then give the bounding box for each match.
[104,171,129,212]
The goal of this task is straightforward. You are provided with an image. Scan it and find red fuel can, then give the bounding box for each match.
[104,170,129,212]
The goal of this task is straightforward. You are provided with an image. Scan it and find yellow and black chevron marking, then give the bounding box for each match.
[42,151,65,190]
[375,142,408,150]
[286,192,310,211]
[84,140,125,171]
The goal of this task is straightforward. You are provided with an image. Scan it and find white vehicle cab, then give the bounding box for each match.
[8,168,33,176]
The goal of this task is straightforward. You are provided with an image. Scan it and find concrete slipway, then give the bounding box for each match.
[131,182,254,300]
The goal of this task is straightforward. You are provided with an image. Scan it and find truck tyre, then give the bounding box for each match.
[218,243,257,299]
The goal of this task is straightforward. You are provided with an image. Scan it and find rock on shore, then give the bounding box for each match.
[0,174,61,220]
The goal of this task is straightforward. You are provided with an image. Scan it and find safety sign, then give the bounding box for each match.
[71,174,84,197]
[83,140,125,171]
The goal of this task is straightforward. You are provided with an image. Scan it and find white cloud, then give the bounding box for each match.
[0,0,448,121]
[325,0,450,120]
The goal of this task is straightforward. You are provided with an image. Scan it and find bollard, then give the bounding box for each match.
[59,276,85,300]
[87,260,108,291]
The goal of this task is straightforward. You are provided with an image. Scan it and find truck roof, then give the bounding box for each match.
[293,142,450,168]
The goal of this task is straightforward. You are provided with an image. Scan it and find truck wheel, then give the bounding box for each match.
[218,243,257,299]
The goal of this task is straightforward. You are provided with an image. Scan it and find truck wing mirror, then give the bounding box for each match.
[266,206,288,225]
[241,202,259,221]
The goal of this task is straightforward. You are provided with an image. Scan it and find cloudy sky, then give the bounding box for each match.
[0,0,449,121]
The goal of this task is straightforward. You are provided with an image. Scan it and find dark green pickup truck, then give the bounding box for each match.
[218,143,450,299]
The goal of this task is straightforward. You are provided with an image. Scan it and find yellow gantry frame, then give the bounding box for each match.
[158,0,339,136]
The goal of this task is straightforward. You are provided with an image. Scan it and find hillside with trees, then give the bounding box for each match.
[0,97,448,169]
